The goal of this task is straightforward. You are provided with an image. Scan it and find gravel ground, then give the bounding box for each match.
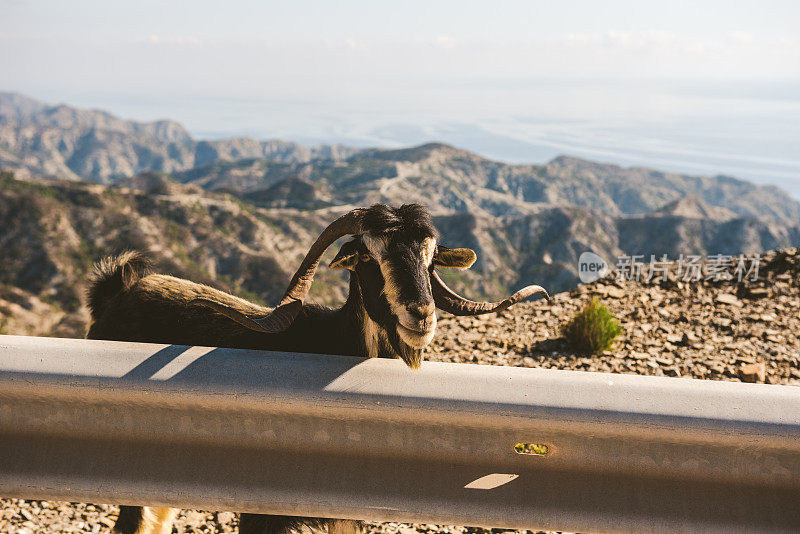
[2,248,798,533]
[431,247,800,385]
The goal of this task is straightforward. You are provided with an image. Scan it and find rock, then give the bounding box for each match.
[684,331,700,342]
[605,287,626,299]
[745,288,770,299]
[716,293,743,307]
[217,511,235,524]
[739,362,766,383]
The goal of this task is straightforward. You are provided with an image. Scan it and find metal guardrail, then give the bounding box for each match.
[0,334,799,533]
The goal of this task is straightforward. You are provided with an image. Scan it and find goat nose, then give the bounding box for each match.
[407,301,435,320]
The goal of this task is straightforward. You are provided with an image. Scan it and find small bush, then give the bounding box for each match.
[561,297,621,354]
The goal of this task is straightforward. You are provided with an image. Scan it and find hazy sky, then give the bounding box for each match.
[4,1,798,96]
[1,0,799,193]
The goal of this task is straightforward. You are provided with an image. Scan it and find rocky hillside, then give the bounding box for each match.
[432,247,800,384]
[1,166,799,340]
[168,144,800,297]
[2,247,798,533]
[0,93,358,184]
[175,143,800,226]
[0,171,353,337]
[0,170,569,336]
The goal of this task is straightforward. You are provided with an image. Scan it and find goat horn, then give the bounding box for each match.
[194,209,364,334]
[431,270,549,316]
[257,208,364,332]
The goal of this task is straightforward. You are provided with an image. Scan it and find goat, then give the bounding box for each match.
[86,203,548,534]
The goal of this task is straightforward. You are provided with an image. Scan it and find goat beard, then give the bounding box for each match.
[387,324,424,370]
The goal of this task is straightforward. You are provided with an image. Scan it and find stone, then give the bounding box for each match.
[739,362,766,383]
[716,293,743,307]
[746,288,770,299]
[605,286,626,299]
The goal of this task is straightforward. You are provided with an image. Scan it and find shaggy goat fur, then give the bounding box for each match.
[86,204,443,534]
[84,203,541,534]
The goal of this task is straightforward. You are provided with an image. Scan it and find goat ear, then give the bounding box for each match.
[434,246,477,269]
[329,240,360,270]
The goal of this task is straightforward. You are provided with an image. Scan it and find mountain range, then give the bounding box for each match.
[1,91,799,338]
[0,92,358,184]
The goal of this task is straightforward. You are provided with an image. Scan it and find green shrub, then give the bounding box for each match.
[561,297,621,354]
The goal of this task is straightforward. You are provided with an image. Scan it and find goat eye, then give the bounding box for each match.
[360,253,372,262]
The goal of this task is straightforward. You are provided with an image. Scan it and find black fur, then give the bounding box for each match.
[86,204,440,534]
[346,244,422,365]
[113,506,146,534]
[239,514,362,534]
[87,250,151,319]
[359,203,438,241]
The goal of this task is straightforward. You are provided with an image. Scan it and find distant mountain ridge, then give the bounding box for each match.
[0,92,192,143]
[2,92,798,227]
[173,142,800,227]
[1,169,798,338]
[653,194,737,221]
[0,92,360,184]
